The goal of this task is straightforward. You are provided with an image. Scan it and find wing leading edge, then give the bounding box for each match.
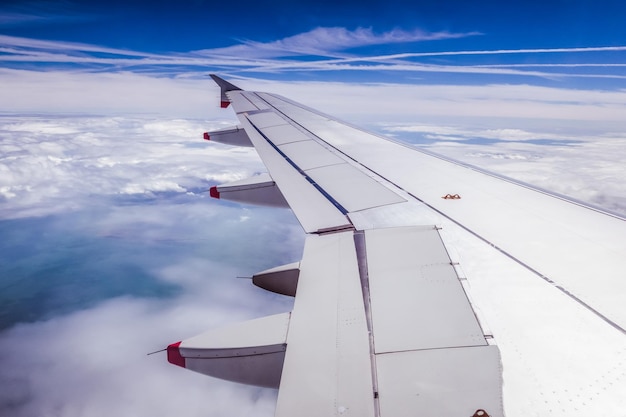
[166,76,626,417]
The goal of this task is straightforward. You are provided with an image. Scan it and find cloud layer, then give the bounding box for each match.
[0,247,293,417]
[0,116,252,217]
[0,115,304,416]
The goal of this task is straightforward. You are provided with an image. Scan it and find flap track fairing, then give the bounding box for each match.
[203,126,253,147]
[210,173,289,208]
[252,261,300,296]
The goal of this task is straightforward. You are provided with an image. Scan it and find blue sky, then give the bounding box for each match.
[1,0,626,88]
[3,0,625,50]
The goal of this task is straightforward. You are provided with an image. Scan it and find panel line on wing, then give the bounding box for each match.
[353,231,382,417]
[246,109,274,116]
[262,124,313,146]
[226,91,259,113]
[374,343,499,356]
[246,120,350,215]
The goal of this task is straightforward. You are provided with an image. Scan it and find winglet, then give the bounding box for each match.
[167,341,185,368]
[210,74,242,108]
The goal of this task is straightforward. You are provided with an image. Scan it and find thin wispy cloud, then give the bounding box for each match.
[0,11,47,25]
[360,45,626,60]
[0,2,92,27]
[475,63,626,68]
[0,34,159,58]
[2,27,624,82]
[196,26,480,59]
[252,62,626,80]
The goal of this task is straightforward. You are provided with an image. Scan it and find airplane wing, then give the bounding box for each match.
[166,75,626,417]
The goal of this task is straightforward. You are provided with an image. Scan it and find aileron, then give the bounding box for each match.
[278,140,345,171]
[258,124,310,145]
[226,92,258,113]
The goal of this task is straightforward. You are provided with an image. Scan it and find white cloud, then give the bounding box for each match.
[0,68,235,117]
[4,69,626,123]
[386,125,577,142]
[0,257,293,417]
[0,115,264,218]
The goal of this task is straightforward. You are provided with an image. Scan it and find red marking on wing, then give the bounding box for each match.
[167,341,185,368]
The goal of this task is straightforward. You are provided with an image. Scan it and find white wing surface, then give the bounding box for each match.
[166,75,626,417]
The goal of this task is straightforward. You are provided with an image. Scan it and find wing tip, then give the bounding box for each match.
[210,74,241,108]
[167,341,186,368]
[209,74,242,92]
